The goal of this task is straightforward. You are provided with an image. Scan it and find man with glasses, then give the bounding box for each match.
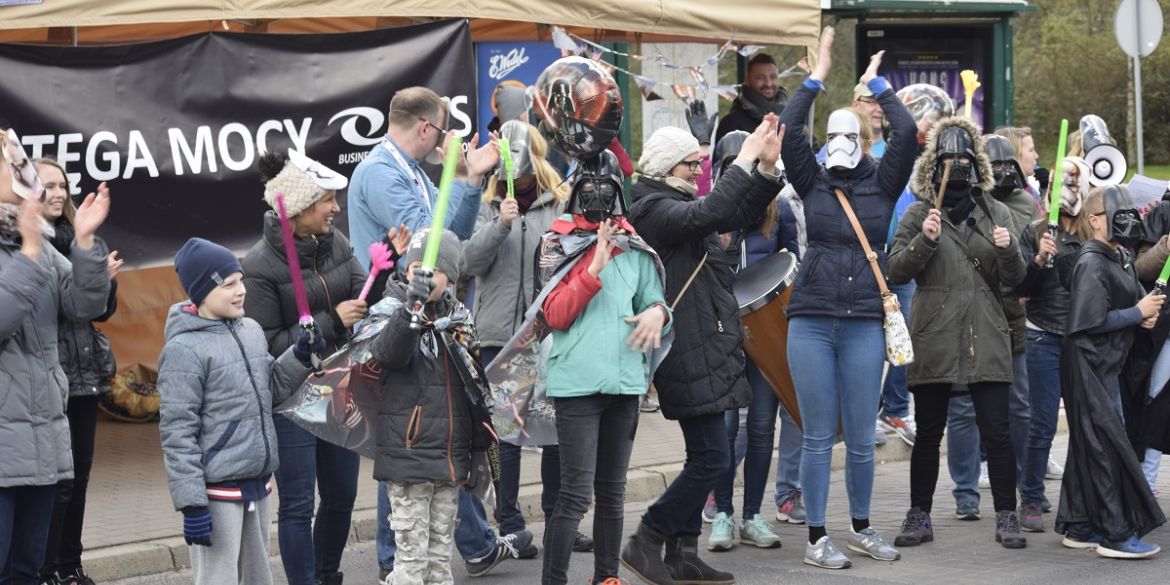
[346,87,530,583]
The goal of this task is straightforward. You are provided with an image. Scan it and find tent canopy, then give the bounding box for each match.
[0,0,821,46]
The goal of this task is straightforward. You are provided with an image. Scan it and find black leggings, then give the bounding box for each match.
[41,395,100,576]
[910,383,1017,513]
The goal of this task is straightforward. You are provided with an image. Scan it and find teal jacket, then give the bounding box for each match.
[543,239,670,398]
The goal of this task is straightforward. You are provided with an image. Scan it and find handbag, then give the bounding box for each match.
[833,188,914,366]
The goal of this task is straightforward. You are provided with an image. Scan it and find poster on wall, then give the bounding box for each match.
[475,41,563,139]
[858,25,988,129]
[0,19,475,265]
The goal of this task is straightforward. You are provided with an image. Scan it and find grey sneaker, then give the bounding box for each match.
[955,501,980,521]
[739,514,781,549]
[995,510,1027,549]
[874,420,888,446]
[894,507,933,547]
[847,527,901,561]
[775,492,806,524]
[1019,502,1045,533]
[804,536,852,569]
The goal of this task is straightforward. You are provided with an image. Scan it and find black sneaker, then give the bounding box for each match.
[894,507,933,547]
[39,574,62,585]
[573,531,595,553]
[58,569,95,585]
[466,530,533,577]
[995,510,1027,549]
[315,572,343,585]
[378,567,392,585]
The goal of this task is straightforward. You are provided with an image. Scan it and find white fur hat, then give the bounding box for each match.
[263,149,348,217]
[638,127,700,177]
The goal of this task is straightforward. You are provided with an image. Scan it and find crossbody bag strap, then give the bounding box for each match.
[833,188,891,297]
[670,252,709,311]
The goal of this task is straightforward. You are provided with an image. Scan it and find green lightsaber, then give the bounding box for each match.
[1044,119,1069,269]
[498,136,515,199]
[1155,256,1170,295]
[422,136,464,269]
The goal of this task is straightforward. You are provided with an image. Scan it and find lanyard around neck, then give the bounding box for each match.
[383,138,432,213]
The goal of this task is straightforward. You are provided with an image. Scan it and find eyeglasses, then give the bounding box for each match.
[419,117,447,139]
[677,159,703,172]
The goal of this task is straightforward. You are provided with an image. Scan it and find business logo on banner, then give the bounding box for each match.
[475,41,562,138]
[0,20,475,265]
[884,51,984,127]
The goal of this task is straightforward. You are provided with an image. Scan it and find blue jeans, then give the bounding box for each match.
[480,346,562,536]
[274,415,361,584]
[377,484,498,569]
[0,484,56,585]
[643,413,731,537]
[880,282,916,418]
[946,352,1031,507]
[1021,330,1062,504]
[714,358,801,519]
[788,316,885,527]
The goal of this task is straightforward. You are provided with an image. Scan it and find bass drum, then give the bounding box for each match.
[732,251,801,429]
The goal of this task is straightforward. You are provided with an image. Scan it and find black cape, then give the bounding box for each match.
[1055,240,1166,541]
[1121,311,1170,456]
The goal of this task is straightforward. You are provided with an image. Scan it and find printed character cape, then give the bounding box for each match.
[275,287,502,503]
[484,215,673,446]
[1055,239,1166,541]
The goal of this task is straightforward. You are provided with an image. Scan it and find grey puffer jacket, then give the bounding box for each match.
[461,191,564,347]
[0,207,111,488]
[48,223,119,397]
[157,302,310,511]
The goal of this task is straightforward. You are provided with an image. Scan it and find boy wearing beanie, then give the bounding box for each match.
[158,237,324,585]
[370,228,492,585]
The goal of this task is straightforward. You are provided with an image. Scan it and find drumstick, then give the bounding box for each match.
[933,159,954,210]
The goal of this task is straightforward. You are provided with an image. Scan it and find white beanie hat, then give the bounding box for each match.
[263,149,348,217]
[638,127,700,178]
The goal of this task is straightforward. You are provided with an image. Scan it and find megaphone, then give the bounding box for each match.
[1084,144,1128,186]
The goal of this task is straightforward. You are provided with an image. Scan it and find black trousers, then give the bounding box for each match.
[909,383,1017,513]
[41,395,100,576]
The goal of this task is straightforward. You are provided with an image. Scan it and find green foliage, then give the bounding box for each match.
[1014,0,1170,166]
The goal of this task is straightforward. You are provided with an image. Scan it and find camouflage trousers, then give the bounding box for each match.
[384,481,459,585]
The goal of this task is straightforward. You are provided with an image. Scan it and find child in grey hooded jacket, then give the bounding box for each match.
[158,237,323,585]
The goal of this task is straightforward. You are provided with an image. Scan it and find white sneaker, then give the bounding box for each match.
[978,461,990,490]
[1046,456,1064,479]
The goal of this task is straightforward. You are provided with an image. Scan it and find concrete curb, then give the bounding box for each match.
[86,412,1069,582]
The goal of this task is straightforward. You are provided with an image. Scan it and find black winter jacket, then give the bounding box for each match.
[1016,221,1083,337]
[370,282,476,484]
[779,82,917,319]
[241,212,367,356]
[48,220,118,397]
[627,166,779,420]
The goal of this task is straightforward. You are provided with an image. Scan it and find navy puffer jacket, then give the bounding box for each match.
[779,79,917,320]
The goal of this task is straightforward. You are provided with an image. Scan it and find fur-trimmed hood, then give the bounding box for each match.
[910,117,994,200]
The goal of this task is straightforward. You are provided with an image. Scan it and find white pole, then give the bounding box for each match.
[1135,54,1145,175]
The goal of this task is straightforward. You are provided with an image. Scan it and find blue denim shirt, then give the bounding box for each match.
[347,137,482,267]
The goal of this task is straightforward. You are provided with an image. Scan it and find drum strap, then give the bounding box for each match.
[833,188,892,299]
[670,252,709,311]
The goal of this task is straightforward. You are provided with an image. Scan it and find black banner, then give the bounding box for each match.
[0,19,475,265]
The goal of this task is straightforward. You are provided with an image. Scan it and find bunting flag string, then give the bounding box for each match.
[549,25,806,105]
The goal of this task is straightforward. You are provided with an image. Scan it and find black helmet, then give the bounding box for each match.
[932,125,981,190]
[568,150,625,222]
[1102,185,1146,246]
[984,134,1024,198]
[713,131,750,181]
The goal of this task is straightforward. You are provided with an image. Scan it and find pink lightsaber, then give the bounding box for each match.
[358,242,395,302]
[275,193,322,374]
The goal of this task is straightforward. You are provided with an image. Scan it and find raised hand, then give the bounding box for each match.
[923,208,942,241]
[465,132,501,180]
[859,50,885,84]
[18,197,43,261]
[388,224,412,256]
[685,101,718,146]
[588,220,617,278]
[759,121,785,175]
[810,26,835,81]
[73,181,110,250]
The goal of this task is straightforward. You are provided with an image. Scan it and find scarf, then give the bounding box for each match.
[736,86,787,119]
[663,176,698,197]
[944,190,976,224]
